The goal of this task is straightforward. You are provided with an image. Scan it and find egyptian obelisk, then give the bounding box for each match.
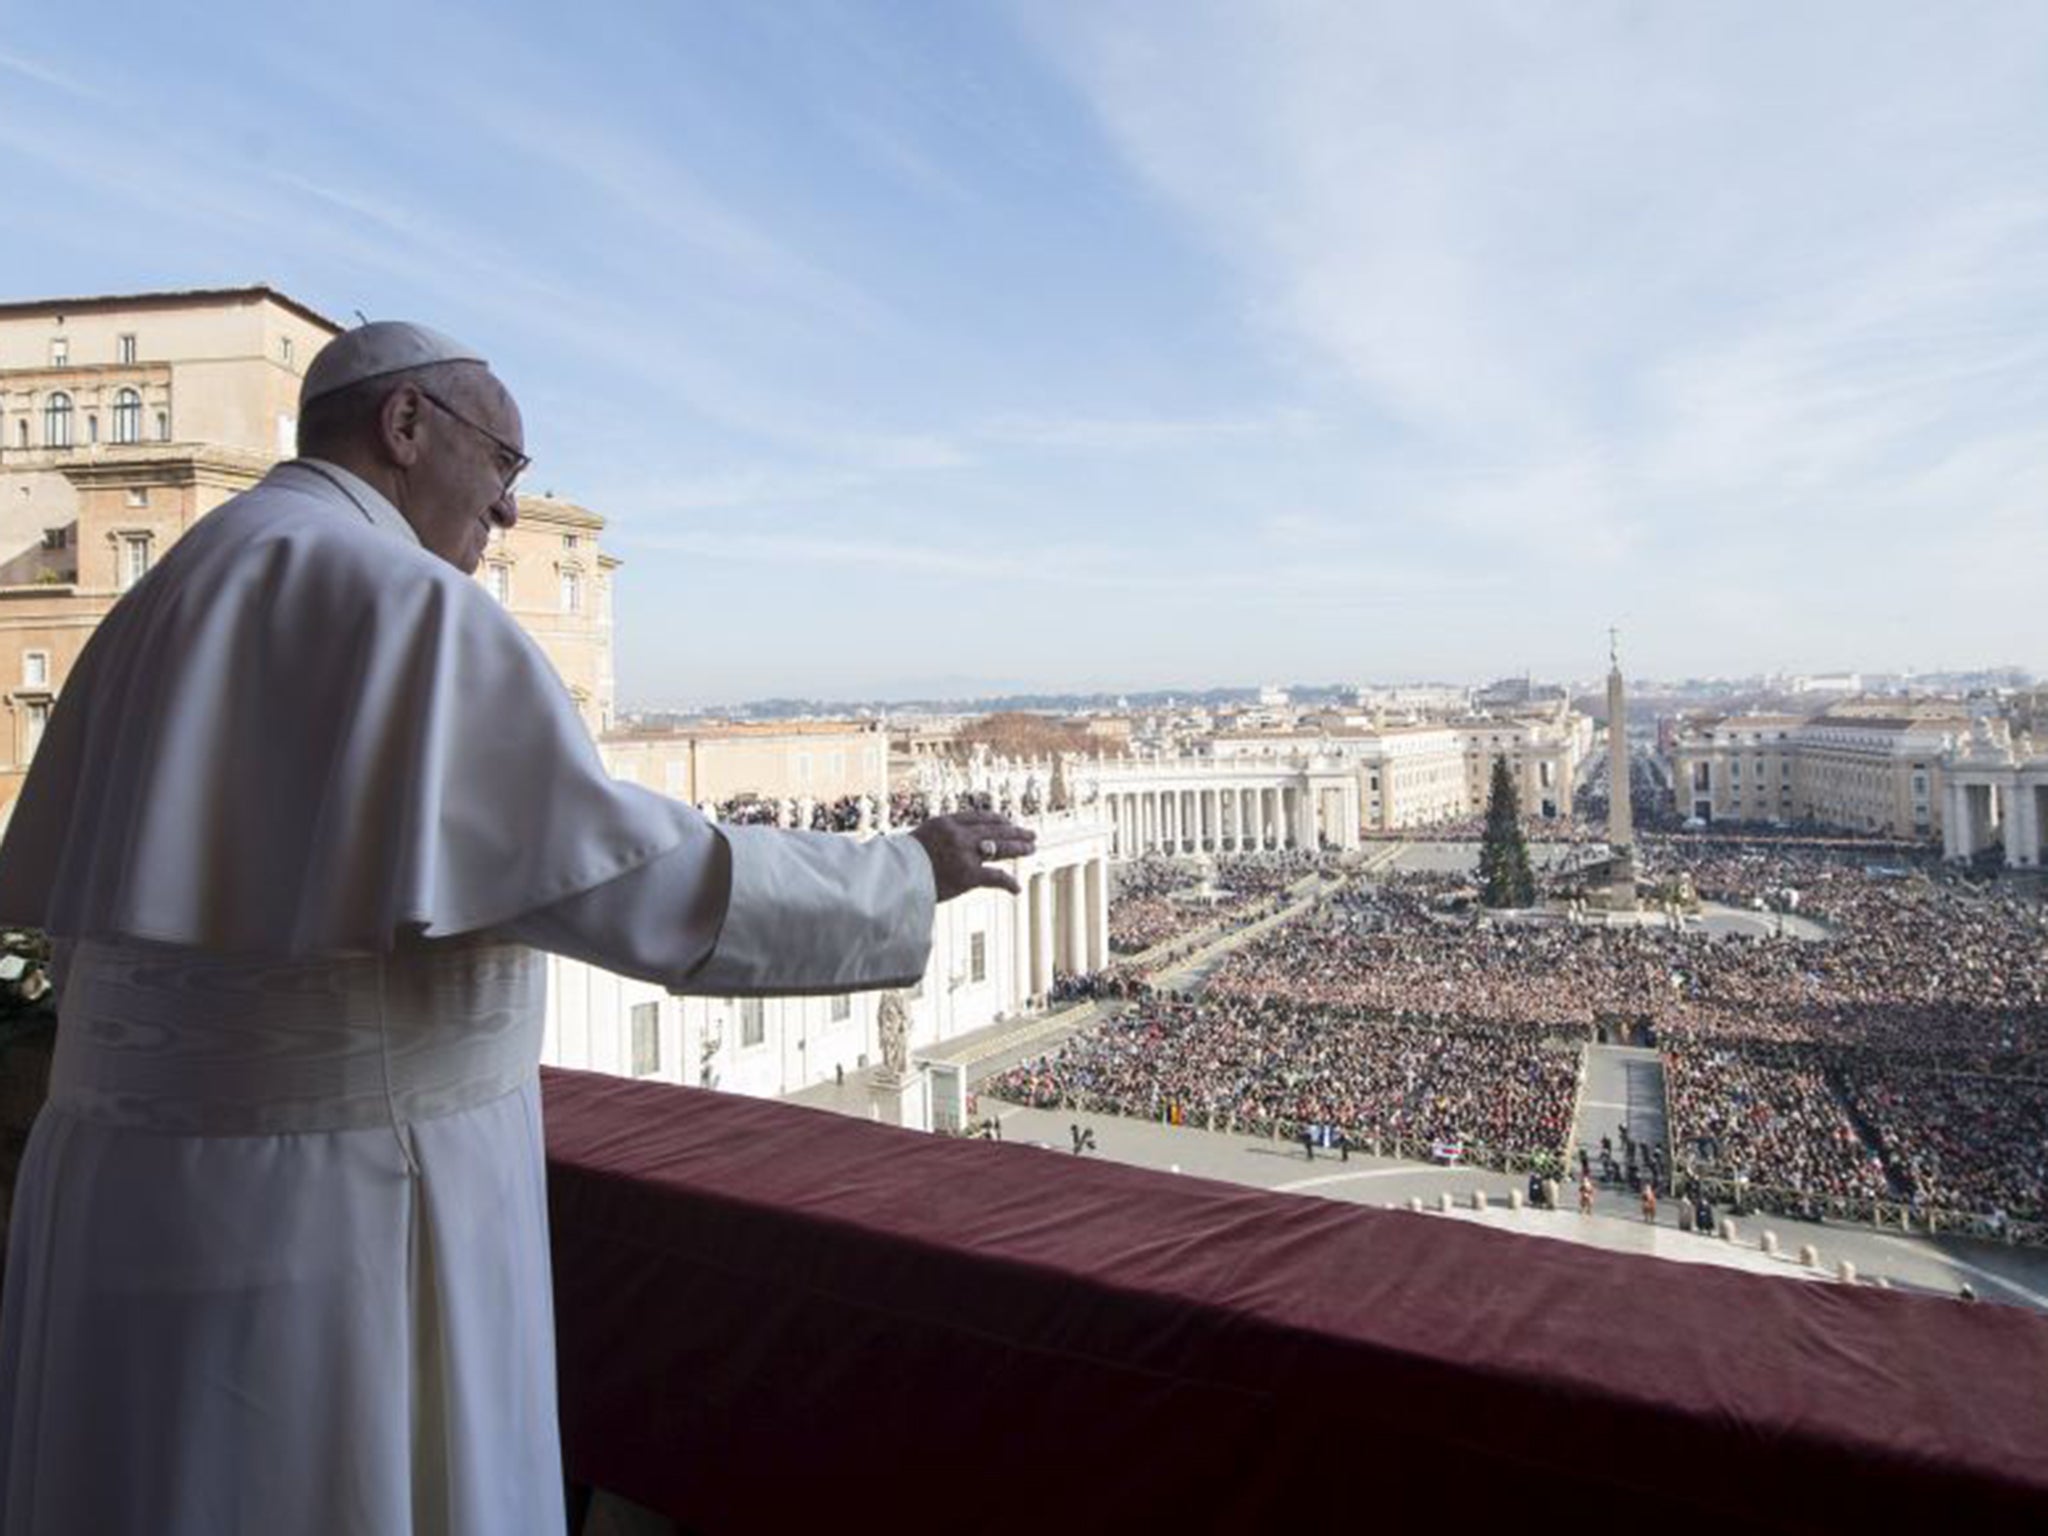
[1606,628,1637,906]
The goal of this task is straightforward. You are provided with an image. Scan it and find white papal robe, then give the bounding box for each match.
[0,461,936,1534]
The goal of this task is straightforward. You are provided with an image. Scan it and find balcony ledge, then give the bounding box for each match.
[542,1067,2048,1533]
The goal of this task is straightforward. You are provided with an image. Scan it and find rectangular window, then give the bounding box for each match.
[487,563,510,604]
[41,527,66,550]
[559,569,581,613]
[279,335,295,366]
[970,931,987,984]
[49,337,67,367]
[24,700,49,759]
[563,533,579,552]
[125,487,147,509]
[739,996,766,1048]
[119,534,151,591]
[630,1002,660,1077]
[22,652,48,688]
[830,994,852,1024]
[118,333,137,365]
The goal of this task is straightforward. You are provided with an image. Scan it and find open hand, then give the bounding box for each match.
[910,811,1036,901]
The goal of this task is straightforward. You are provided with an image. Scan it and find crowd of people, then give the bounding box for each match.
[1107,852,1336,956]
[693,791,2045,1230]
[1359,813,1604,844]
[984,996,1583,1167]
[996,833,2048,1232]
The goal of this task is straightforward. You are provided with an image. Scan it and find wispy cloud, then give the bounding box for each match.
[1019,0,2048,673]
[974,408,1317,452]
[0,46,108,102]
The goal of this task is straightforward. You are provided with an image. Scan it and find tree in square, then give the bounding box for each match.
[1479,756,1536,909]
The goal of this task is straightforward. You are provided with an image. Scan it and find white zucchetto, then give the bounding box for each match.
[300,320,487,407]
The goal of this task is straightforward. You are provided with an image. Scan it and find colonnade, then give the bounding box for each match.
[1092,775,1360,861]
[1019,853,1109,997]
[1943,772,2047,869]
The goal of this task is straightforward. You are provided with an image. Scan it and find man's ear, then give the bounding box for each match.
[379,384,427,469]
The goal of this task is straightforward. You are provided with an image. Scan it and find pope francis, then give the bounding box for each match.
[0,322,1032,1534]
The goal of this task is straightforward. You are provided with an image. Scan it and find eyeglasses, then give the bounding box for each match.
[414,385,531,498]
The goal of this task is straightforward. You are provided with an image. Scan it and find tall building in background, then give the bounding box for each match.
[0,286,616,821]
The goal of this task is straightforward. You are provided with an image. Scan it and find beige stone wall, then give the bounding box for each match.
[0,290,338,571]
[1795,740,1946,838]
[1361,728,1469,830]
[1456,720,1578,821]
[478,497,614,735]
[0,286,622,824]
[602,724,889,806]
[1673,713,1956,837]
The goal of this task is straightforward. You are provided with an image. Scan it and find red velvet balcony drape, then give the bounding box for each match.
[542,1068,2048,1534]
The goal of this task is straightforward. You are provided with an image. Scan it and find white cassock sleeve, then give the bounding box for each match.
[496,824,937,997]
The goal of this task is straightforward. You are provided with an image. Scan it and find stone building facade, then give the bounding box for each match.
[1670,703,1969,838]
[0,286,617,818]
[601,720,890,808]
[541,811,1113,1102]
[1941,719,2046,869]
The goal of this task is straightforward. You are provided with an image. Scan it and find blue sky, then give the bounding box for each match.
[4,2,2045,704]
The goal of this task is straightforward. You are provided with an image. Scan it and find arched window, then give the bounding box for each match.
[112,388,141,444]
[43,392,72,448]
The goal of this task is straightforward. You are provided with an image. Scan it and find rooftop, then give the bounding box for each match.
[0,284,343,335]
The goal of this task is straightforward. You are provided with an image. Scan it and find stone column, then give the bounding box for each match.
[1031,872,1054,999]
[1086,856,1109,970]
[2006,776,2038,869]
[1013,873,1032,997]
[1073,868,1089,974]
[1943,780,1966,862]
